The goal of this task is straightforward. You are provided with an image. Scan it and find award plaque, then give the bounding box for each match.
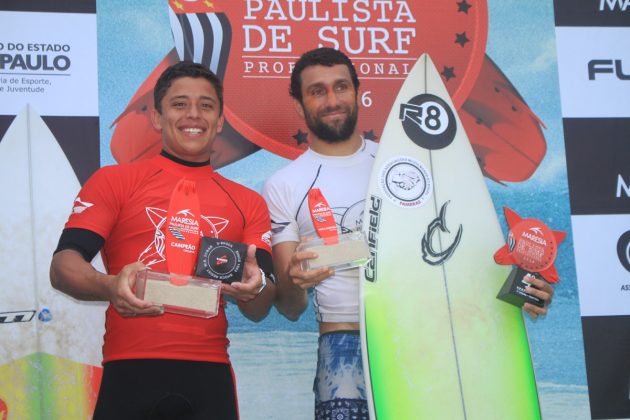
[138,178,222,318]
[301,188,370,271]
[494,207,566,308]
[135,269,221,318]
[195,237,248,283]
[298,230,371,271]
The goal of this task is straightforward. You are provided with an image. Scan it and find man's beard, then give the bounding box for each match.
[304,103,358,143]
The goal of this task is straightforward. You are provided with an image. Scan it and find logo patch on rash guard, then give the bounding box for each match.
[262,230,272,246]
[271,220,290,235]
[72,196,94,214]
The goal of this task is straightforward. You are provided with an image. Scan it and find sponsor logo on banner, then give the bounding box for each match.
[555,0,630,26]
[588,58,630,80]
[617,174,630,198]
[0,11,98,116]
[618,230,630,272]
[0,42,71,72]
[572,214,630,316]
[599,0,630,11]
[563,118,630,214]
[555,27,630,118]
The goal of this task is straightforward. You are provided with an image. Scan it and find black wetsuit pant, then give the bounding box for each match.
[92,359,238,420]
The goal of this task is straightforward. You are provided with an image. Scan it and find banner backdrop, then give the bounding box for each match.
[554,1,630,419]
[0,1,596,419]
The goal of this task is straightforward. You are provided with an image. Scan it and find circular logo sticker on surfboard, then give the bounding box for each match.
[379,156,432,208]
[400,94,457,150]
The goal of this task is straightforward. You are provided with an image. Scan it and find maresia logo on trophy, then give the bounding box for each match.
[494,207,566,307]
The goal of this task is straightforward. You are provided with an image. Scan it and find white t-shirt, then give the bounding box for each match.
[262,139,377,322]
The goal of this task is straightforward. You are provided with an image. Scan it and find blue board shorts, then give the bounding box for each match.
[314,331,369,420]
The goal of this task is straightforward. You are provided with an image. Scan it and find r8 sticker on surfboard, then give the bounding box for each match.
[378,156,432,208]
[399,93,457,150]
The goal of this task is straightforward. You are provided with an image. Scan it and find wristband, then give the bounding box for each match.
[256,268,267,295]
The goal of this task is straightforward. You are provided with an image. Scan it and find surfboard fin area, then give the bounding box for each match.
[461,55,547,183]
[109,49,179,164]
[360,54,541,419]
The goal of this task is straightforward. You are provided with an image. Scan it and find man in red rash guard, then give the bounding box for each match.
[50,61,275,420]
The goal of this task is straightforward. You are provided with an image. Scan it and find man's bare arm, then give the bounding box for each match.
[50,249,161,316]
[272,241,333,321]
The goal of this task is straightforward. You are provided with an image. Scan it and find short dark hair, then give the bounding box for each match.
[290,48,359,102]
[153,61,224,114]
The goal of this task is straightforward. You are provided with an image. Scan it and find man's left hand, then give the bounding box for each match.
[522,274,554,319]
[221,244,265,303]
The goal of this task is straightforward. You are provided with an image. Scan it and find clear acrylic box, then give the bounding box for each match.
[135,269,221,318]
[297,230,370,272]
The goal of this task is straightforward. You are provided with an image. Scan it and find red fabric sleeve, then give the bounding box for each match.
[64,165,126,240]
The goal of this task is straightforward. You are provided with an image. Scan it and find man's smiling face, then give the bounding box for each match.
[296,64,358,144]
[151,76,224,162]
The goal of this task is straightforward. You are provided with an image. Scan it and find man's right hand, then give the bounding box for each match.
[287,248,334,290]
[51,249,163,317]
[107,262,163,317]
[270,240,332,321]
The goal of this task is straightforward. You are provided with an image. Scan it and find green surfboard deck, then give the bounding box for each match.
[360,55,540,420]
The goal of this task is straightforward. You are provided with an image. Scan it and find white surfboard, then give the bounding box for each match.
[0,105,106,367]
[360,55,540,419]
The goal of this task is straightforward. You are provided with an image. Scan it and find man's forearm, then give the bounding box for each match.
[237,282,276,322]
[270,241,308,321]
[50,249,112,301]
[274,275,308,321]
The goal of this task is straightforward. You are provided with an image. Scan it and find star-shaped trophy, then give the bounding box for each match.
[494,207,566,308]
